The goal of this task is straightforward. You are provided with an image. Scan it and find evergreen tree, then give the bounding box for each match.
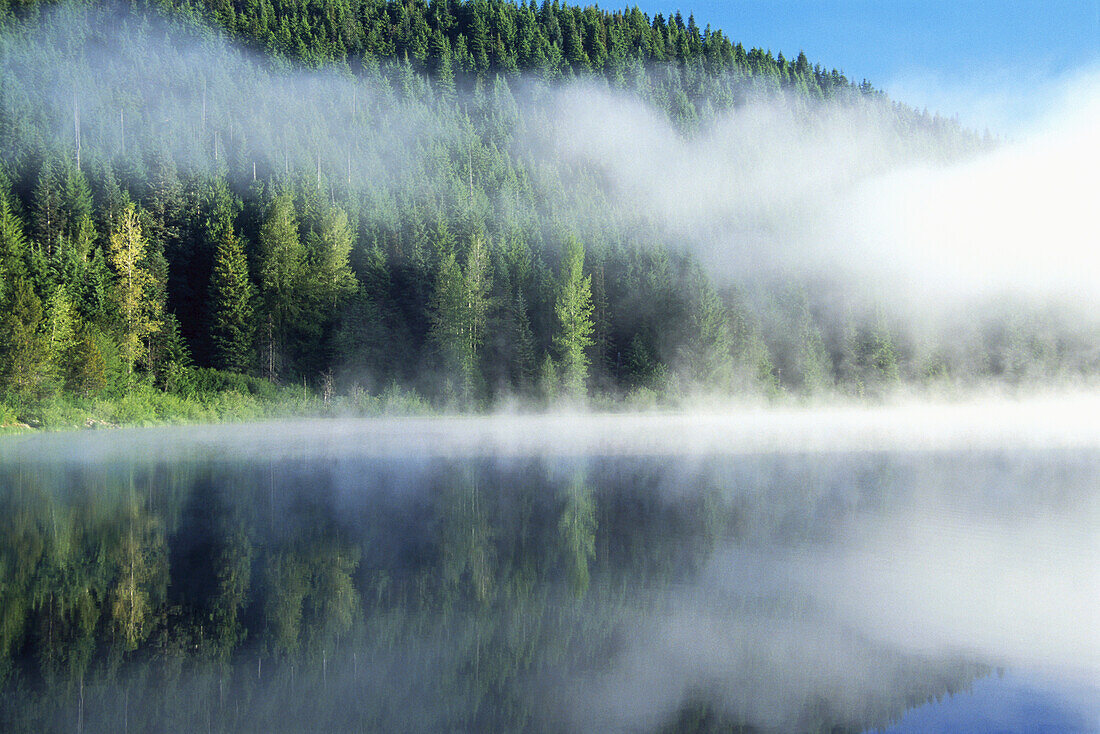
[0,277,47,395]
[257,193,307,379]
[680,270,733,388]
[463,231,491,380]
[553,236,594,399]
[62,324,108,396]
[32,157,64,260]
[60,163,96,260]
[796,305,832,396]
[307,205,357,311]
[0,185,28,286]
[428,249,474,401]
[209,223,256,373]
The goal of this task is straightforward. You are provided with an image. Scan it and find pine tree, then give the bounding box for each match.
[32,158,64,260]
[63,324,108,396]
[307,205,357,310]
[44,284,77,376]
[680,270,733,388]
[463,232,491,378]
[209,223,256,373]
[0,184,28,283]
[61,163,96,260]
[257,193,306,379]
[428,249,473,400]
[554,236,594,399]
[796,305,832,396]
[0,276,47,395]
[506,289,536,392]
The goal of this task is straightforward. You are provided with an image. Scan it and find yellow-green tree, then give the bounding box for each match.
[108,205,161,376]
[307,205,357,310]
[109,500,167,653]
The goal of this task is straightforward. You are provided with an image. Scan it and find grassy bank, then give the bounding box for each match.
[0,367,431,432]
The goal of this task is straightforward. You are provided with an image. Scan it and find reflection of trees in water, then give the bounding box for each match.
[0,452,999,732]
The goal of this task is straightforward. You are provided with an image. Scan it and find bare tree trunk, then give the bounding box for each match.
[73,94,81,168]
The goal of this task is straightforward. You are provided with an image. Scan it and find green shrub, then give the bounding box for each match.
[0,399,20,426]
[108,389,165,426]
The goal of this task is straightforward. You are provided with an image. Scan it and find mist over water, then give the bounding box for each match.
[2,402,1097,731]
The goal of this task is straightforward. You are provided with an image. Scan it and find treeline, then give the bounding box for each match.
[0,452,989,730]
[8,0,880,97]
[0,2,1078,422]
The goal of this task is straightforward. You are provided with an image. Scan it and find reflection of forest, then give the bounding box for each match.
[0,451,1000,732]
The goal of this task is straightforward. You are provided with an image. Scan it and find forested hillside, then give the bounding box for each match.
[0,0,1087,424]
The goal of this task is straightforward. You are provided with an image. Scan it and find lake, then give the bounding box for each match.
[0,407,1097,732]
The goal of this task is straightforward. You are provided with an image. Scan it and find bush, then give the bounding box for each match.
[175,366,284,402]
[0,399,20,426]
[109,391,161,426]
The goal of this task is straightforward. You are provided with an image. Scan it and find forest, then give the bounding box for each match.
[0,0,1092,427]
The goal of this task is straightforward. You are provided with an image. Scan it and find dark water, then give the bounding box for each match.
[0,418,1096,732]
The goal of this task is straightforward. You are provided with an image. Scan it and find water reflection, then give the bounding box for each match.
[875,670,1100,734]
[0,419,1095,732]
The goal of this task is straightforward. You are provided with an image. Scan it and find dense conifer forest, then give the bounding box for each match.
[0,0,1091,426]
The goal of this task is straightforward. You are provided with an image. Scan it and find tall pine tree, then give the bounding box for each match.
[554,236,594,399]
[209,222,255,373]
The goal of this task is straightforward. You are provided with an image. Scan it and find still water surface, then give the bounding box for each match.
[0,412,1096,732]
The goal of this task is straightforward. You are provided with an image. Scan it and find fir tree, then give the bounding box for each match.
[553,236,594,399]
[0,276,47,395]
[209,223,256,373]
[429,249,474,401]
[257,193,307,379]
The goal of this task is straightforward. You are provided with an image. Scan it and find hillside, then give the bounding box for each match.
[0,1,1081,425]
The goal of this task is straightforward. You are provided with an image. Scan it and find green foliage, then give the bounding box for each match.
[257,192,307,380]
[0,277,47,396]
[61,323,109,396]
[428,234,491,404]
[796,305,832,396]
[553,236,594,400]
[558,473,596,597]
[208,221,255,373]
[679,269,733,389]
[107,204,162,376]
[429,249,475,401]
[0,0,1076,414]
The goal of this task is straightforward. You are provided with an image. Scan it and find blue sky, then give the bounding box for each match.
[633,1,1100,133]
